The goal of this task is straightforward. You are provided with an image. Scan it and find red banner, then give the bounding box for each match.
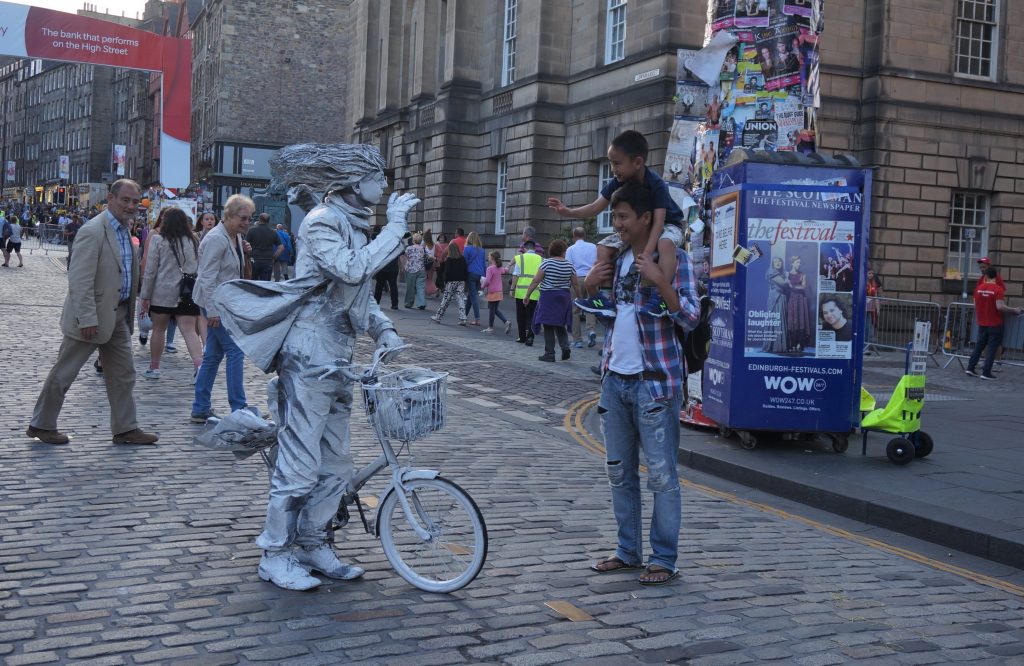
[0,1,190,186]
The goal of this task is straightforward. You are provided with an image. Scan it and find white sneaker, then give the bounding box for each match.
[164,345,177,353]
[258,550,322,590]
[481,327,494,333]
[294,543,365,580]
[143,368,161,379]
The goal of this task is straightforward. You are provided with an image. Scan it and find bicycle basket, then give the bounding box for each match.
[360,366,448,442]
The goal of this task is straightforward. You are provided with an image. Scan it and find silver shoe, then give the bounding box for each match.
[295,543,365,581]
[258,549,321,591]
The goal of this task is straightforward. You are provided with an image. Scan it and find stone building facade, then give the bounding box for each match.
[350,0,1024,302]
[189,0,356,212]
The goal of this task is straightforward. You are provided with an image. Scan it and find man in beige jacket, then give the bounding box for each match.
[27,179,159,445]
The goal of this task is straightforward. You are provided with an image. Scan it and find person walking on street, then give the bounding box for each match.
[403,232,427,309]
[27,179,159,446]
[423,229,438,297]
[965,266,1020,380]
[191,194,253,422]
[481,250,511,334]
[273,224,294,281]
[373,248,401,310]
[463,231,485,325]
[245,212,281,281]
[523,239,579,362]
[139,207,203,382]
[431,242,468,325]
[512,240,542,345]
[565,226,598,348]
[585,182,700,586]
[2,216,23,267]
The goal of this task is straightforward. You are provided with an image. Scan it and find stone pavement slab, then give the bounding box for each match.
[3,258,1024,664]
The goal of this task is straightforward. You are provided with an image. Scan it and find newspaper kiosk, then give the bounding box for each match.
[700,150,872,452]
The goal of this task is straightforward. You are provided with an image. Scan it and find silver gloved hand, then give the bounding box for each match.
[385,192,421,230]
[376,329,405,363]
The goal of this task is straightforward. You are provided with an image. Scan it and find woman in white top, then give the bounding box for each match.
[140,207,203,380]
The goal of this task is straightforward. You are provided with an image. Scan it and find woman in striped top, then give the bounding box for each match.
[523,239,579,362]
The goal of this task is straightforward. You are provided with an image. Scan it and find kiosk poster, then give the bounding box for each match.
[710,192,739,277]
[741,188,861,361]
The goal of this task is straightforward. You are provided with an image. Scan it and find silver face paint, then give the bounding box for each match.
[209,143,421,556]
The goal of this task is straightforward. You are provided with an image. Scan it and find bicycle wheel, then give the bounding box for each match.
[378,476,487,593]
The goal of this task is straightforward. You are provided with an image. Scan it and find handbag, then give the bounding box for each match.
[172,240,198,306]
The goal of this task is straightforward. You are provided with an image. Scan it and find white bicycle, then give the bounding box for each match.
[262,346,488,593]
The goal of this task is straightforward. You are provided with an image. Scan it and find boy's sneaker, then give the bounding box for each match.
[139,335,147,346]
[481,327,494,333]
[143,368,161,379]
[572,340,583,349]
[587,331,597,347]
[574,294,615,318]
[165,345,177,353]
[641,298,671,317]
[965,368,979,377]
[981,373,997,380]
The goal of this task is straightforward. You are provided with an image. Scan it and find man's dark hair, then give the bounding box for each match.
[985,266,997,279]
[523,239,536,249]
[610,130,649,161]
[456,227,466,236]
[609,182,655,219]
[258,212,271,224]
[820,297,849,320]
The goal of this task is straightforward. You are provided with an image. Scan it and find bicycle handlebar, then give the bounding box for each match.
[301,343,411,382]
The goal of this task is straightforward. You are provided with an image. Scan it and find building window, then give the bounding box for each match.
[955,0,998,79]
[597,162,613,233]
[946,192,989,278]
[495,158,508,234]
[501,0,517,86]
[605,0,627,65]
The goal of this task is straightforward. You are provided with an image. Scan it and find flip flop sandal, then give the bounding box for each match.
[590,556,644,573]
[638,565,679,586]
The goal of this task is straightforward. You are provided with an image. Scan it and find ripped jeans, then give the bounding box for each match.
[597,374,683,572]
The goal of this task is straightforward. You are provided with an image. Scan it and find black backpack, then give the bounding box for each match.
[677,295,714,374]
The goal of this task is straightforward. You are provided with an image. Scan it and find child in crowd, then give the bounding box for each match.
[523,239,579,362]
[584,182,699,586]
[547,130,685,318]
[481,251,511,334]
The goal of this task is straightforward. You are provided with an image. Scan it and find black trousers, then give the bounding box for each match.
[252,259,274,281]
[374,273,399,308]
[516,299,537,342]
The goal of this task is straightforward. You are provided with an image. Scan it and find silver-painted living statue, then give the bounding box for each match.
[210,143,420,590]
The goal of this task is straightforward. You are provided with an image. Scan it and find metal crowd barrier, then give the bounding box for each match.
[941,301,1024,369]
[865,297,943,362]
[20,223,69,255]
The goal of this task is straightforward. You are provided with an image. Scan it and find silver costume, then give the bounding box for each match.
[211,144,418,588]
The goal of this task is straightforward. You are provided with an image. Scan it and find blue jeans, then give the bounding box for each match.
[166,317,177,346]
[598,374,683,572]
[968,325,1004,376]
[192,313,247,416]
[464,272,481,320]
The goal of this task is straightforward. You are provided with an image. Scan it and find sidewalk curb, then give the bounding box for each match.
[580,404,1024,571]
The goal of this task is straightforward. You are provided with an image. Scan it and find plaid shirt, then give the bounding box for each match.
[601,248,700,401]
[106,211,133,302]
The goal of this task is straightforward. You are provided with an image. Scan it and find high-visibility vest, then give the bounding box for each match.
[513,252,542,301]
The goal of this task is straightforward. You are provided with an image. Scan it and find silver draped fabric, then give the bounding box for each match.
[212,194,406,551]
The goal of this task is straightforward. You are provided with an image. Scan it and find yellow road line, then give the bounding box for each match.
[564,393,1024,598]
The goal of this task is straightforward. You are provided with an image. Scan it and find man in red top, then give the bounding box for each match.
[451,227,468,252]
[977,257,1004,287]
[966,266,1020,379]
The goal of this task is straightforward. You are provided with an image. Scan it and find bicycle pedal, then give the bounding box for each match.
[334,502,350,529]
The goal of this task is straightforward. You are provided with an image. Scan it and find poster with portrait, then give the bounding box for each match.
[112,144,127,176]
[674,80,709,119]
[712,0,737,31]
[774,96,804,150]
[744,218,856,359]
[735,0,770,30]
[741,118,778,151]
[754,22,803,91]
[5,161,14,182]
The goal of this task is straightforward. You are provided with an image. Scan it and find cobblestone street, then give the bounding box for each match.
[3,256,1024,665]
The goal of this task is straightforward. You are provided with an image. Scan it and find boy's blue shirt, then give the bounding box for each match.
[600,167,684,227]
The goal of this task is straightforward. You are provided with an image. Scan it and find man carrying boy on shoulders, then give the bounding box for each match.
[584,182,700,586]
